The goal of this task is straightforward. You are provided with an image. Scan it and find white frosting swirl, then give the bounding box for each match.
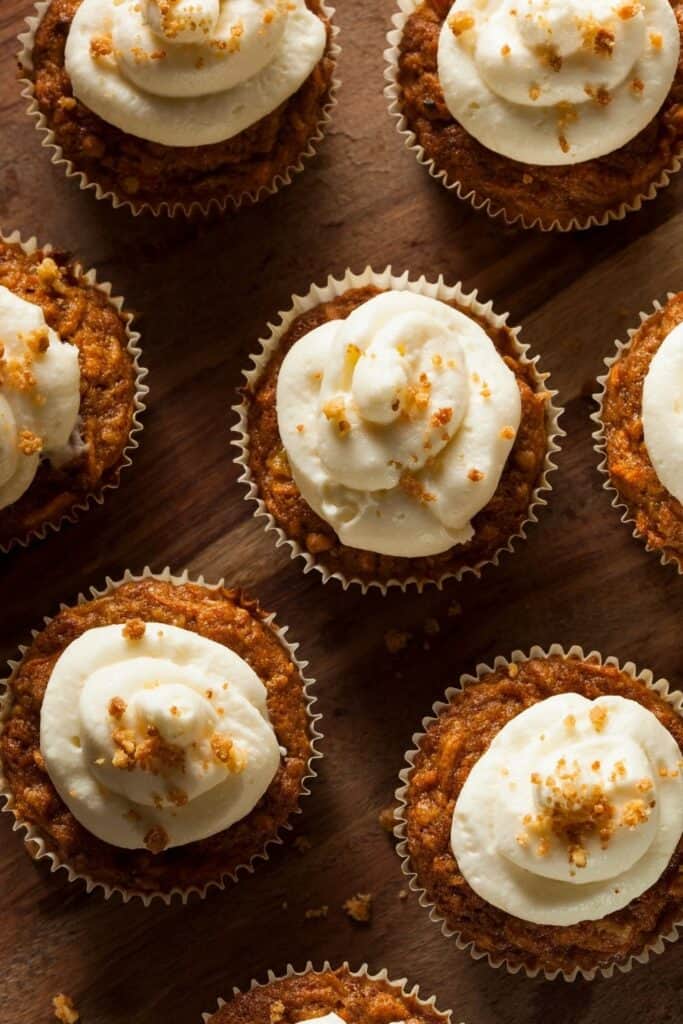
[642,321,683,505]
[40,622,282,850]
[276,291,522,557]
[299,1017,404,1024]
[64,0,327,146]
[438,0,680,165]
[0,286,80,513]
[452,692,683,925]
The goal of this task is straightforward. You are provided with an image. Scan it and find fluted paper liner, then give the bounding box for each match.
[233,265,564,593]
[394,643,683,982]
[18,1,341,218]
[384,0,683,232]
[201,960,458,1023]
[0,229,148,554]
[0,566,323,906]
[592,294,683,575]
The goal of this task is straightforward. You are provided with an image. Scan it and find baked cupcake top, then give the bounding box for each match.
[276,290,522,558]
[452,690,683,926]
[0,285,80,513]
[0,578,314,894]
[64,0,328,145]
[206,966,450,1024]
[438,0,680,165]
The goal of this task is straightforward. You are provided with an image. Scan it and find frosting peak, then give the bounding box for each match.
[438,0,680,164]
[276,291,522,558]
[40,622,282,851]
[64,0,327,146]
[452,692,683,925]
[0,285,80,513]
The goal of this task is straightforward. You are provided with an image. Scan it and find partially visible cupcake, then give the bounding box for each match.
[235,268,562,591]
[396,647,683,978]
[20,0,339,215]
[386,0,683,230]
[0,571,320,901]
[0,233,145,552]
[203,963,453,1024]
[594,292,683,571]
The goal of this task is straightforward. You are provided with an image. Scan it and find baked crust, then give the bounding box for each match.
[403,655,683,974]
[0,578,313,895]
[0,239,137,548]
[396,0,683,229]
[207,966,448,1023]
[601,292,683,566]
[246,285,550,585]
[29,0,336,211]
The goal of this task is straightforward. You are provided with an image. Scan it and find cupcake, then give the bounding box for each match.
[202,963,453,1024]
[19,0,339,215]
[234,268,562,591]
[594,292,683,571]
[0,233,145,553]
[396,646,683,979]
[386,0,683,230]
[0,570,320,902]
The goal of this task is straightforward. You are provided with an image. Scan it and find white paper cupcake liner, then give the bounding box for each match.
[233,265,564,593]
[0,566,323,906]
[395,642,683,982]
[17,1,341,218]
[0,228,148,555]
[201,960,458,1023]
[591,294,683,575]
[384,0,683,232]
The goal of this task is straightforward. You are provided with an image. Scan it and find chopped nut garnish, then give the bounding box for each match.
[384,628,411,654]
[631,77,645,95]
[501,43,511,56]
[650,31,663,49]
[589,705,608,733]
[144,825,169,854]
[122,619,146,641]
[448,11,475,35]
[322,396,351,436]
[24,326,50,355]
[304,905,328,920]
[108,696,127,720]
[500,425,516,441]
[399,470,436,503]
[90,34,113,58]
[112,725,185,774]
[378,804,397,832]
[343,892,373,923]
[210,733,247,774]
[617,2,642,18]
[431,407,453,428]
[529,82,541,101]
[17,429,43,456]
[467,468,484,482]
[53,994,79,1024]
[167,786,188,807]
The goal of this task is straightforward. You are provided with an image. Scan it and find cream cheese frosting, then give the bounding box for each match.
[451,692,683,925]
[437,0,680,165]
[276,291,522,558]
[299,1017,404,1024]
[0,285,80,513]
[642,321,683,505]
[64,0,327,146]
[40,621,282,851]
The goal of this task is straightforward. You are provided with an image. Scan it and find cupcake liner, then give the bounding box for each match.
[591,294,682,575]
[17,1,341,218]
[383,0,683,232]
[0,228,148,555]
[201,960,458,1023]
[233,265,564,593]
[394,643,683,982]
[0,566,323,906]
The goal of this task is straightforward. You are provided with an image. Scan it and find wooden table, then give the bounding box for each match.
[1,2,683,1022]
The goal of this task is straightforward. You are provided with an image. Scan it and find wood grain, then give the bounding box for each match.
[1,2,683,1022]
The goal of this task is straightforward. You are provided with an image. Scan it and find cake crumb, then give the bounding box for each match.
[384,629,411,654]
[52,994,79,1023]
[398,888,408,900]
[423,617,440,636]
[378,804,397,833]
[293,835,312,854]
[343,892,373,923]
[122,619,146,641]
[448,601,462,617]
[304,905,328,920]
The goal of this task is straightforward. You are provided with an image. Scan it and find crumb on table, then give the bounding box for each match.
[53,994,79,1024]
[343,891,373,923]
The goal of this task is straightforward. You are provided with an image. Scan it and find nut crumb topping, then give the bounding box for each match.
[589,705,608,733]
[90,34,113,59]
[108,696,127,720]
[53,994,79,1024]
[144,825,169,854]
[122,619,146,641]
[384,629,411,654]
[210,733,247,774]
[448,11,475,36]
[343,891,373,923]
[17,429,43,456]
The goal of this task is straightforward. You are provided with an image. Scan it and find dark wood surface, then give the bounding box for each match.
[1,2,683,1022]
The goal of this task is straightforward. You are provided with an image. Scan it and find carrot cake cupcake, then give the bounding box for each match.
[0,575,318,899]
[238,272,559,589]
[204,964,452,1023]
[398,650,683,976]
[388,0,683,229]
[0,236,143,551]
[22,0,337,214]
[596,292,683,569]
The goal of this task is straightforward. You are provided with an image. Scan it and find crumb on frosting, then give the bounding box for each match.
[144,825,169,854]
[122,619,146,641]
[448,11,475,36]
[210,732,247,774]
[108,696,127,720]
[17,429,43,456]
